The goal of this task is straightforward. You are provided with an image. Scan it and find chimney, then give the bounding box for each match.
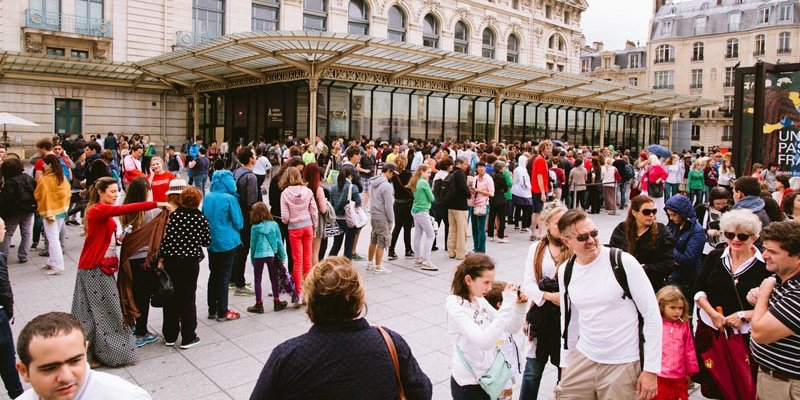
[593,41,604,51]
[625,40,636,49]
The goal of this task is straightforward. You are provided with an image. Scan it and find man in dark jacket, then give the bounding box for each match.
[231,147,259,296]
[664,194,706,308]
[103,132,118,162]
[488,161,509,242]
[446,159,470,260]
[0,158,36,263]
[732,176,772,228]
[0,219,23,399]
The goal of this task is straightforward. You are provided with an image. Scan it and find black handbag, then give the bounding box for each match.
[150,268,174,308]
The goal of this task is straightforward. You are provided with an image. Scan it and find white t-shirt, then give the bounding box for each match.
[522,242,559,359]
[252,156,272,176]
[558,246,662,373]
[18,368,151,400]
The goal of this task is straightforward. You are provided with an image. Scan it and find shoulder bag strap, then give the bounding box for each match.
[348,183,353,203]
[561,254,577,350]
[376,326,407,400]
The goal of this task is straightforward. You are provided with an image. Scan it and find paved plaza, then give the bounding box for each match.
[2,206,710,400]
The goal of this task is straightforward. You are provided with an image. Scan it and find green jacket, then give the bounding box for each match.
[687,169,705,191]
[411,179,434,213]
[249,221,287,262]
[502,170,512,201]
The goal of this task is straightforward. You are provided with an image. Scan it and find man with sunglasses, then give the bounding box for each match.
[556,210,662,400]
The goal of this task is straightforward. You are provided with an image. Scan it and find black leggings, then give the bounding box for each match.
[390,202,413,254]
[487,203,506,238]
[514,204,532,229]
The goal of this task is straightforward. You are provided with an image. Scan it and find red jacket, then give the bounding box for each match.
[660,318,699,379]
[78,202,157,269]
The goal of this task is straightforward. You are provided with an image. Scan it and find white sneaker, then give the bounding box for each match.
[420,260,439,271]
[366,263,375,272]
[498,238,510,243]
[373,266,391,274]
[488,237,495,242]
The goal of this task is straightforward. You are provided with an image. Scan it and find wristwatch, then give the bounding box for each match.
[737,311,746,320]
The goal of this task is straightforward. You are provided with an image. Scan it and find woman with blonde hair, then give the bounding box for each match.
[408,164,438,271]
[519,201,571,399]
[147,156,174,202]
[251,257,432,398]
[280,167,318,307]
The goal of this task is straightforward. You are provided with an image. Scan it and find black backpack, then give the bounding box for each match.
[561,248,645,367]
[433,172,453,204]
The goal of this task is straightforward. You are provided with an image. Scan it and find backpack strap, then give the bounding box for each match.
[561,254,577,350]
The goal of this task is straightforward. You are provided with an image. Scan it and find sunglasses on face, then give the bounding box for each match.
[638,208,657,216]
[724,232,751,241]
[574,229,599,242]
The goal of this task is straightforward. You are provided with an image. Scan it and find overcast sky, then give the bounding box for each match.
[581,0,654,50]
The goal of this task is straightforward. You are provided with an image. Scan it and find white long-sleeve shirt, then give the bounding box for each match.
[446,293,527,386]
[511,158,532,198]
[522,242,559,359]
[558,246,662,374]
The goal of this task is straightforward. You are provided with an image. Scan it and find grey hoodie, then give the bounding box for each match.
[369,175,395,224]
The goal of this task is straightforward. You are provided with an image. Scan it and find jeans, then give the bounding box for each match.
[451,377,489,400]
[618,182,629,209]
[193,173,208,195]
[519,357,548,400]
[690,189,704,206]
[411,211,435,261]
[665,182,680,202]
[390,202,413,254]
[471,212,488,253]
[42,217,65,270]
[0,311,23,399]
[232,222,252,288]
[289,226,313,295]
[207,246,239,316]
[487,204,506,238]
[0,213,32,260]
[329,220,357,259]
[162,257,199,345]
[130,258,157,337]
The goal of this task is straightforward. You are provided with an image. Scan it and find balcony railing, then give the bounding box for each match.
[175,31,213,47]
[778,48,792,54]
[690,83,703,89]
[24,9,112,38]
[653,84,674,90]
[654,58,675,64]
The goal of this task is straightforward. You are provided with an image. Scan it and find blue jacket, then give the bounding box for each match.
[249,221,286,261]
[202,170,244,252]
[664,195,706,285]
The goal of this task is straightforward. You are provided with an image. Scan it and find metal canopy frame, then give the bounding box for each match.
[131,31,716,117]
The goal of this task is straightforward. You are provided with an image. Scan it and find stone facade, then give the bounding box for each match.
[647,0,800,150]
[580,40,648,89]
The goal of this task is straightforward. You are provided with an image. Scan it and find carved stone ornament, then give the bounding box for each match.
[449,7,471,26]
[93,43,108,60]
[25,33,43,53]
[416,0,441,19]
[482,15,497,29]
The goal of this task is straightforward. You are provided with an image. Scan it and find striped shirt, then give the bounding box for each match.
[752,275,800,375]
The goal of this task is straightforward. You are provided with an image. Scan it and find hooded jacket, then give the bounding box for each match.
[664,195,706,284]
[659,318,698,379]
[249,220,287,261]
[280,185,318,231]
[369,175,395,223]
[202,170,244,253]
[511,155,532,198]
[732,195,771,228]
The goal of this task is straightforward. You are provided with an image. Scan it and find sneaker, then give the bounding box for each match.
[388,252,398,261]
[228,282,236,290]
[247,303,264,314]
[18,257,27,263]
[366,263,375,272]
[217,310,240,322]
[273,301,288,312]
[520,228,529,233]
[234,287,255,296]
[45,269,62,276]
[65,220,80,226]
[373,266,391,274]
[179,337,201,349]
[420,260,439,271]
[30,243,38,250]
[39,250,49,257]
[351,254,366,261]
[135,333,159,347]
[431,245,439,251]
[498,238,510,243]
[207,313,217,320]
[404,251,415,259]
[514,226,520,230]
[164,341,176,347]
[488,237,495,242]
[292,300,304,309]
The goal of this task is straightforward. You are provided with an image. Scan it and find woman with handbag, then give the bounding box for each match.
[280,167,318,307]
[304,163,328,266]
[642,154,668,215]
[447,254,527,400]
[519,202,571,400]
[470,162,495,254]
[692,209,769,399]
[329,168,361,260]
[72,177,171,368]
[119,177,168,348]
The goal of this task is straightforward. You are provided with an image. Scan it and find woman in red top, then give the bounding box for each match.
[642,154,669,214]
[148,156,174,202]
[71,177,170,368]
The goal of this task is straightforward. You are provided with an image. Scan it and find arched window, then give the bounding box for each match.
[482,28,495,59]
[422,14,439,48]
[303,0,327,32]
[387,6,406,42]
[548,34,565,51]
[655,44,674,63]
[755,34,765,55]
[726,38,739,58]
[454,21,469,54]
[507,34,519,63]
[347,0,369,35]
[692,42,704,61]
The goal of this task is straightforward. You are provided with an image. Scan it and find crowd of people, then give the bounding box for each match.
[0,133,799,400]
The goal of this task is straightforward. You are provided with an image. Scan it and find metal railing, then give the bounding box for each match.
[24,9,112,38]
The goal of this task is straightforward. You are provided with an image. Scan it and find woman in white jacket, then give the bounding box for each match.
[512,154,534,232]
[447,254,528,399]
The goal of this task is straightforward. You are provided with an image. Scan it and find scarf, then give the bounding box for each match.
[34,173,71,218]
[118,210,169,325]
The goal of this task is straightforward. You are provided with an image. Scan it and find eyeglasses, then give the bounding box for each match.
[724,232,751,241]
[638,208,657,216]
[574,229,599,242]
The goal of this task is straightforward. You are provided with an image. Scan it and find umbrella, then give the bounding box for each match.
[0,112,38,147]
[552,140,565,148]
[646,144,671,159]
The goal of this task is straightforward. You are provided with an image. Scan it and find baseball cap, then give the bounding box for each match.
[382,162,399,174]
